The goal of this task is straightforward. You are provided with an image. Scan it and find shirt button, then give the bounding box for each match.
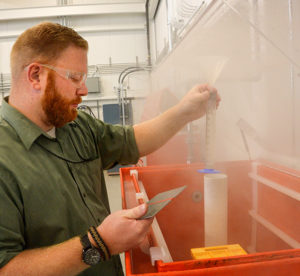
[97,218,101,223]
[83,193,87,198]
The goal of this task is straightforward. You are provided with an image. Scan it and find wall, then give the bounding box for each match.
[0,0,150,124]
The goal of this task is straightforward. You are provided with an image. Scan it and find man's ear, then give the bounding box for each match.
[26,64,43,91]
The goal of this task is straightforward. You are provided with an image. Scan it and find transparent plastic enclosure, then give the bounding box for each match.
[134,0,300,264]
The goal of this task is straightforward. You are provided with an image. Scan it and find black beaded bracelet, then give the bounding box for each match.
[88,226,111,261]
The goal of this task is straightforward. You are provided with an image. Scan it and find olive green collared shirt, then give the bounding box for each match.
[0,98,139,275]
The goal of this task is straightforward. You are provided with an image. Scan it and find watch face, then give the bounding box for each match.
[83,248,101,265]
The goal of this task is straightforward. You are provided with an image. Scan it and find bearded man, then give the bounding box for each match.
[0,22,219,275]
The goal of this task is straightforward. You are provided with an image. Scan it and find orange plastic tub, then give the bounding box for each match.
[120,161,300,275]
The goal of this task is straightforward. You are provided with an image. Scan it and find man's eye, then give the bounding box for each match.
[70,74,81,82]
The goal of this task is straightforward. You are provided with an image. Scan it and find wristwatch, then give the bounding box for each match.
[80,233,103,265]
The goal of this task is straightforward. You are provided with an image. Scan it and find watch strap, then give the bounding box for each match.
[80,233,92,250]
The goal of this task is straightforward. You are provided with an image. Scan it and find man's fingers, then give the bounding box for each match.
[125,204,147,219]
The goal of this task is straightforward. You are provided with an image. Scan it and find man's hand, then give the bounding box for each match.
[133,83,220,157]
[97,204,153,255]
[176,84,220,124]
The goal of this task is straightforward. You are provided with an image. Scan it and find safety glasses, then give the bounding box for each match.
[40,64,87,88]
[25,63,87,88]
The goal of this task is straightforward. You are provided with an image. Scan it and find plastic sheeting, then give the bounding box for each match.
[142,0,300,170]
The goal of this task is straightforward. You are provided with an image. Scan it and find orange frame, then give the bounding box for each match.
[120,163,300,275]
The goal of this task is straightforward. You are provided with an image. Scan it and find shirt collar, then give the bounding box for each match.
[1,97,50,150]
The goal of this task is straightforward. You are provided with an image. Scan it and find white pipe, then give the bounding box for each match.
[204,173,228,246]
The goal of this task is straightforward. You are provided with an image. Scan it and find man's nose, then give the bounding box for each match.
[77,83,88,96]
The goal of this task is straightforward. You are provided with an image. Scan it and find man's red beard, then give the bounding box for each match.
[42,71,82,128]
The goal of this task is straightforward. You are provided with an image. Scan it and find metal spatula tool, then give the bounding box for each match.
[139,185,187,220]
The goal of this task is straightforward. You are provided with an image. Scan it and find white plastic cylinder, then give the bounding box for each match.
[204,173,228,247]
